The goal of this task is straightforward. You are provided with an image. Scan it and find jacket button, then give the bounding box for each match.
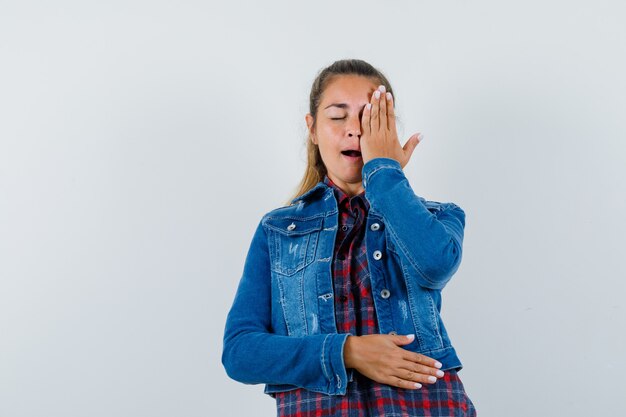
[373,250,382,260]
[287,223,296,231]
[380,289,391,299]
[388,331,398,336]
[370,223,381,231]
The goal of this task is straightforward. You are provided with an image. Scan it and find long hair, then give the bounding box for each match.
[287,59,395,204]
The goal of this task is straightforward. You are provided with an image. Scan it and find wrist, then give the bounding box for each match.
[343,335,359,369]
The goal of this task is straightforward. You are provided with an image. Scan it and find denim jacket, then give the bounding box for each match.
[222,157,466,396]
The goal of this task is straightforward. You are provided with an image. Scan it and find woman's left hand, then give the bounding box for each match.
[360,85,422,169]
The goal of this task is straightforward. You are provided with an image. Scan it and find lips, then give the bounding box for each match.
[341,150,362,157]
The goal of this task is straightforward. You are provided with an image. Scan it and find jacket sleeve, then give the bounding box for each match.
[362,157,466,290]
[221,220,350,395]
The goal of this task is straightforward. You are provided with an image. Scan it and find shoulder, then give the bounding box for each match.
[258,190,331,234]
[260,200,308,221]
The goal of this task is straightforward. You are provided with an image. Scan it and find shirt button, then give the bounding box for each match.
[380,289,391,299]
[341,225,349,232]
[370,223,381,231]
[339,295,348,302]
[373,250,382,260]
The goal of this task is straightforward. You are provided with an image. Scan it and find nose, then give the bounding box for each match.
[347,117,361,138]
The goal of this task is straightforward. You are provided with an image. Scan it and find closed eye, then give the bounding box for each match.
[330,117,346,120]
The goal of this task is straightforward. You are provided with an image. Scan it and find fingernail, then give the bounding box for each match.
[417,133,424,142]
[406,334,415,341]
[386,92,392,100]
[434,361,442,368]
[414,383,422,389]
[428,376,437,383]
[436,370,444,377]
[378,85,386,92]
[374,90,381,99]
[366,103,372,110]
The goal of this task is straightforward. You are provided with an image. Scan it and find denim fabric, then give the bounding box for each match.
[222,157,466,396]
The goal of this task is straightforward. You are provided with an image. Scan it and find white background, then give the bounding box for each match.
[1,1,625,416]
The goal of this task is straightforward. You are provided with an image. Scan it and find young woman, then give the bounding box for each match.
[222,59,476,416]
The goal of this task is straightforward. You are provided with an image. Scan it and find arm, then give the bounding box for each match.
[221,220,350,395]
[362,157,465,290]
[359,85,465,290]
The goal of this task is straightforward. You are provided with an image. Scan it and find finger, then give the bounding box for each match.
[378,86,387,132]
[400,362,445,381]
[384,376,422,390]
[403,351,443,370]
[370,88,380,132]
[402,133,422,162]
[396,368,441,385]
[392,334,415,346]
[386,92,397,136]
[361,103,372,137]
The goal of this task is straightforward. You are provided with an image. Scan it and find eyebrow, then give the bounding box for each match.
[323,103,350,110]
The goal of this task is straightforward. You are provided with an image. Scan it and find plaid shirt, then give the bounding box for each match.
[273,176,476,417]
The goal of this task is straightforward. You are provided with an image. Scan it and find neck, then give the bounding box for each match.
[328,177,364,197]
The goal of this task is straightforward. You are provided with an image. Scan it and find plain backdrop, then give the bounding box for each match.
[1,1,625,416]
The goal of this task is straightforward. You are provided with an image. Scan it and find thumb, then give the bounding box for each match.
[403,133,422,155]
[401,133,422,167]
[392,334,416,346]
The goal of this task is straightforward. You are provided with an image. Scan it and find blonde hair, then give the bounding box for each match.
[287,59,395,204]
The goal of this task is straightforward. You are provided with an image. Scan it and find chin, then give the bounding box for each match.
[344,173,363,183]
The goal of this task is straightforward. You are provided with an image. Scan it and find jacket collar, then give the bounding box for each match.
[291,176,369,207]
[290,181,330,205]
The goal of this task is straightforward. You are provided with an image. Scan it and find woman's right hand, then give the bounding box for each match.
[343,334,445,389]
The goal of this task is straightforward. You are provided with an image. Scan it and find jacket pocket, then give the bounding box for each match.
[264,217,324,337]
[264,216,323,276]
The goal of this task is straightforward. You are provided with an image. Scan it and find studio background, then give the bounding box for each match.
[1,1,624,416]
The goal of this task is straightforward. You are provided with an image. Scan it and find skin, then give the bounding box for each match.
[305,74,422,196]
[305,75,443,390]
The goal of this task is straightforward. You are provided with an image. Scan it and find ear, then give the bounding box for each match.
[305,114,317,144]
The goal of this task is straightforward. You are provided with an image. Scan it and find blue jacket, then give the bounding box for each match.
[222,157,466,396]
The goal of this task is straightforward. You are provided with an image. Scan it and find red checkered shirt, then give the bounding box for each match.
[272,176,476,417]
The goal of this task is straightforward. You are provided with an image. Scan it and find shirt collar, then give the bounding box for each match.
[323,175,369,211]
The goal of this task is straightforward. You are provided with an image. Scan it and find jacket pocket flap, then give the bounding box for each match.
[264,217,324,236]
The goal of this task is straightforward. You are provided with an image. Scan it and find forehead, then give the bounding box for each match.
[321,75,379,104]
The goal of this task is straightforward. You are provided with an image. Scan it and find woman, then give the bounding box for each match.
[222,59,476,416]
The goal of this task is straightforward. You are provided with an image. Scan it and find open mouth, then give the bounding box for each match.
[341,150,362,157]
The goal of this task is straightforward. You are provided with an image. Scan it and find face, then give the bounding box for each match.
[306,75,380,196]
